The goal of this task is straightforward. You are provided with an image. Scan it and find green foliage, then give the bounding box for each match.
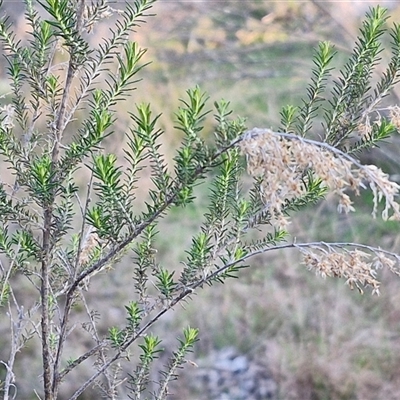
[156,327,198,399]
[348,116,396,154]
[281,5,400,153]
[325,6,388,146]
[297,41,336,136]
[0,1,400,399]
[125,301,142,333]
[128,335,162,397]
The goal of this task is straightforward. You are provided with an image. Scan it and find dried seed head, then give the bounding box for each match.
[240,129,400,228]
[301,248,380,295]
[389,105,400,130]
[79,228,101,266]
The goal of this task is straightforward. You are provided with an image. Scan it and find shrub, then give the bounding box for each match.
[1,1,400,398]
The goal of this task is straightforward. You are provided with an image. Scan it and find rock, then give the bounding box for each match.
[186,347,277,400]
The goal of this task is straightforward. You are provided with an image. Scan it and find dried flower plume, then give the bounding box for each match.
[240,128,400,228]
[294,242,400,295]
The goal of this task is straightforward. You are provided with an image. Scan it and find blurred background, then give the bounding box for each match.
[2,1,400,399]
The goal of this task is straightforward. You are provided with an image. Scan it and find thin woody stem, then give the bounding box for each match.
[42,1,87,397]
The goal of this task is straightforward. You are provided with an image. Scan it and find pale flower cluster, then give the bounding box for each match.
[83,5,116,33]
[240,128,400,228]
[359,105,400,135]
[0,104,15,129]
[301,248,380,294]
[78,228,101,266]
[389,105,400,130]
[299,245,400,294]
